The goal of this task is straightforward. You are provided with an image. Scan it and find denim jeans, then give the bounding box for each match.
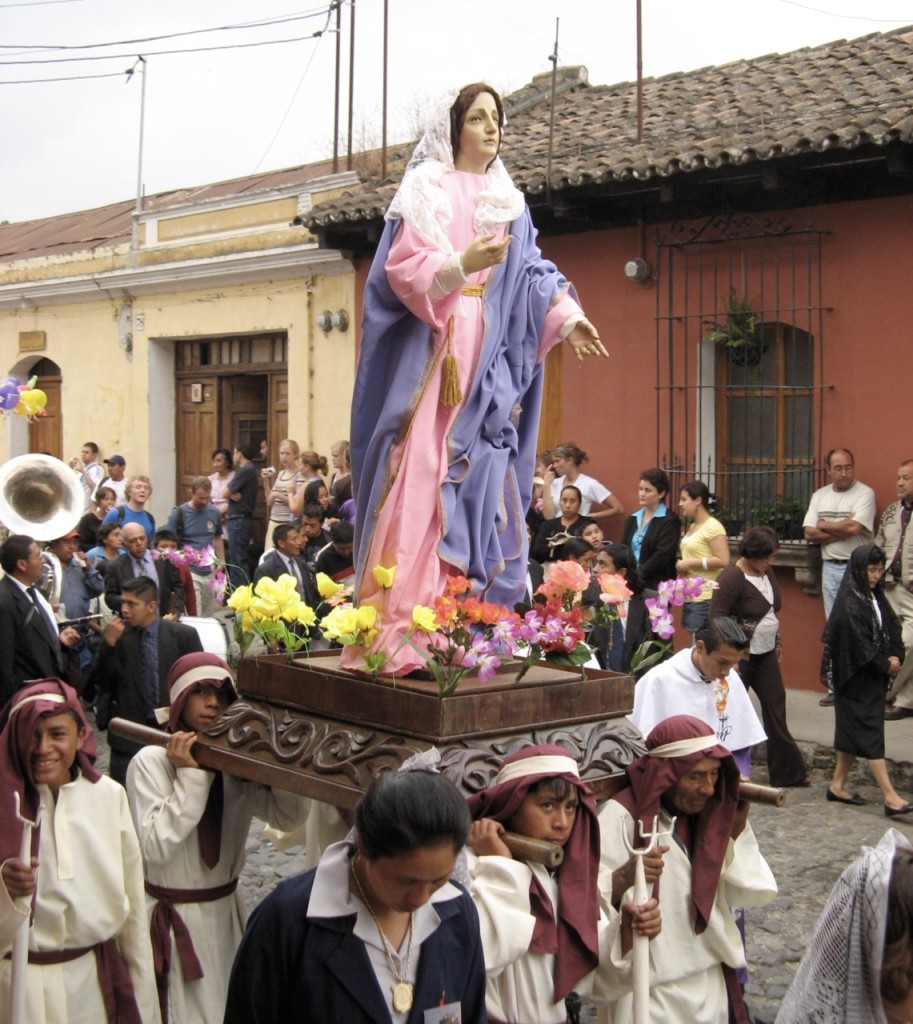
[227,516,253,590]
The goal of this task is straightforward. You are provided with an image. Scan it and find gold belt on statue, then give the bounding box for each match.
[461,285,484,297]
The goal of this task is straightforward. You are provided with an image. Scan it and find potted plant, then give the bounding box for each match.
[703,291,768,368]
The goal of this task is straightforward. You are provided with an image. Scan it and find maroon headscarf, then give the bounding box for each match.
[466,743,599,1002]
[161,652,236,869]
[614,714,740,933]
[0,678,100,864]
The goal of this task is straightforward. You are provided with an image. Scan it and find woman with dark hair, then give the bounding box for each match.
[777,828,913,1023]
[85,520,125,571]
[344,81,606,676]
[823,544,913,815]
[676,480,730,635]
[532,485,597,564]
[303,479,331,520]
[77,484,117,551]
[710,526,808,787]
[225,770,487,1023]
[620,468,681,589]
[209,448,234,538]
[593,543,662,675]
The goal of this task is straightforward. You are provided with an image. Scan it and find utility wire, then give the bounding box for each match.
[0,4,333,53]
[0,31,328,82]
[252,5,333,172]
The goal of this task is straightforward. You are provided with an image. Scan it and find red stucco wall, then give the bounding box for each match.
[538,193,913,689]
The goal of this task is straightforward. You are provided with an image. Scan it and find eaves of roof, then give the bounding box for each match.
[305,25,913,241]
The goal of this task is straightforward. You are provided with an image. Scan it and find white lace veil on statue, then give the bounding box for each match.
[385,86,526,253]
[776,828,912,1023]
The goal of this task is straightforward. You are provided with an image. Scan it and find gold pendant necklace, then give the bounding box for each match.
[351,856,415,1013]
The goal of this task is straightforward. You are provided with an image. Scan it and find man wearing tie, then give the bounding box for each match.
[104,520,184,616]
[255,524,323,647]
[90,576,202,785]
[0,534,82,703]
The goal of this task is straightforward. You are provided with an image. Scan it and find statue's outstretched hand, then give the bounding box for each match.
[567,319,608,361]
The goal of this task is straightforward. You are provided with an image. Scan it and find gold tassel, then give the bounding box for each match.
[440,315,462,407]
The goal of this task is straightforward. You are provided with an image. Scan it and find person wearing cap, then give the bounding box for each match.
[597,715,777,1024]
[224,444,259,591]
[0,678,160,1022]
[466,744,660,1024]
[42,526,105,675]
[100,454,128,507]
[125,652,308,1024]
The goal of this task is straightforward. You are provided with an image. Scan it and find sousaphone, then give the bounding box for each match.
[0,453,84,542]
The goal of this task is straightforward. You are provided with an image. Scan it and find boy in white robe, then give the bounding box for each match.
[126,652,309,1024]
[0,678,160,1023]
[466,743,661,1024]
[598,715,777,1024]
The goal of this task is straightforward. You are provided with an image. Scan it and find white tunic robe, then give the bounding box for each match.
[597,801,777,1024]
[126,747,309,1024]
[629,646,766,753]
[0,773,160,1024]
[468,851,629,1024]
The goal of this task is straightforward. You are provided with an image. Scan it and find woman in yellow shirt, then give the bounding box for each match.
[676,480,730,635]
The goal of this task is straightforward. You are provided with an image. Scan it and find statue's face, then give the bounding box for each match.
[454,91,501,174]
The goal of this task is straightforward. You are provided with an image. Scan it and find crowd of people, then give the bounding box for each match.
[1,74,911,1022]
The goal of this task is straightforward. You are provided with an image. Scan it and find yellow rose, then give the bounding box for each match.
[294,603,317,628]
[227,585,254,613]
[411,605,438,633]
[250,595,279,621]
[321,605,359,642]
[372,564,396,589]
[354,605,378,632]
[316,573,343,600]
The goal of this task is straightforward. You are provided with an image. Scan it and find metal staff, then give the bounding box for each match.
[622,814,676,1024]
[9,792,43,1024]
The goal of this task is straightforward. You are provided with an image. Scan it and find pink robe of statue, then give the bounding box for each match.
[341,170,580,674]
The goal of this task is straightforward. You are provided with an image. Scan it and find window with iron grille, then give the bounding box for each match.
[654,218,827,538]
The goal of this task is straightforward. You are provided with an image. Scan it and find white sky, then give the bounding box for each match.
[1,0,911,224]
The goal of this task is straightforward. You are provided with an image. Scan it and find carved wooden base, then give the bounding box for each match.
[193,651,644,804]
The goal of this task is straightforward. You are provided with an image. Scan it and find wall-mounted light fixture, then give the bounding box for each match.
[316,309,350,333]
[624,258,652,284]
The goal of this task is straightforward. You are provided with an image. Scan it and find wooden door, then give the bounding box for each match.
[176,376,218,497]
[29,373,62,457]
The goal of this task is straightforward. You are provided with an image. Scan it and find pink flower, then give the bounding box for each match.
[646,597,676,639]
[596,572,632,605]
[538,559,590,600]
[461,639,502,683]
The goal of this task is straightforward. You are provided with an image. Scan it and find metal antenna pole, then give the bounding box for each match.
[546,18,559,211]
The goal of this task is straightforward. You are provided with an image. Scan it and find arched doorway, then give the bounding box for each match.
[27,357,63,458]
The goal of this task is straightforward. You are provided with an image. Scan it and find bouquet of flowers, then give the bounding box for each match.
[156,543,228,605]
[505,560,594,682]
[631,575,711,674]
[227,573,316,662]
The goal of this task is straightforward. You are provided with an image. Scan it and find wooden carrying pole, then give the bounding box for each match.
[107,719,565,866]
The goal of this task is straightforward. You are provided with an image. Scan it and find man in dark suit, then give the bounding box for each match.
[254,524,319,606]
[104,520,184,616]
[90,576,202,784]
[0,534,82,704]
[254,524,324,648]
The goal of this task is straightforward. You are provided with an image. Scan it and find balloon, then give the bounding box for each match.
[0,385,19,411]
[0,376,18,388]
[13,401,27,417]
[19,388,46,410]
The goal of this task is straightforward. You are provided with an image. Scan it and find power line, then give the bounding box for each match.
[0,4,333,53]
[0,31,329,83]
[1,67,124,83]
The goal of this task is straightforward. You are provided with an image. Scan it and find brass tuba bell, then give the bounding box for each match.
[0,453,85,542]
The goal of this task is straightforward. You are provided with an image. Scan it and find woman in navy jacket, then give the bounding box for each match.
[225,770,488,1024]
[620,467,681,589]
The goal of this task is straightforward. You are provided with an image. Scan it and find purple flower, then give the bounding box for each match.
[461,638,502,683]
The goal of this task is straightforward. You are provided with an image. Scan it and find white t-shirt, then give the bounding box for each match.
[802,480,876,561]
[550,472,611,515]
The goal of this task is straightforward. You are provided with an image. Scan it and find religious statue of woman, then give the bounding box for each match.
[343,82,607,675]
